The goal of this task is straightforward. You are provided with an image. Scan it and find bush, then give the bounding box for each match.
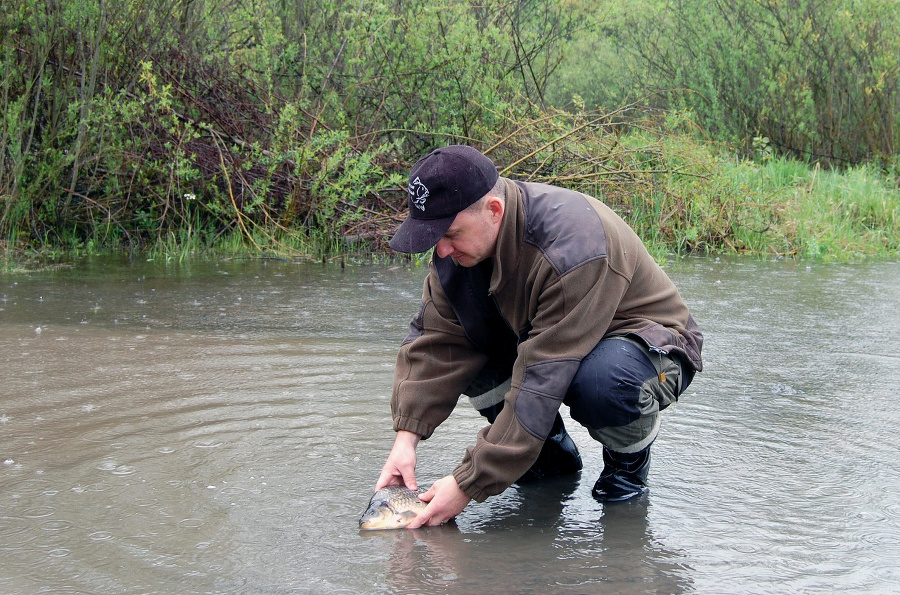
[601,0,900,166]
[1,0,587,254]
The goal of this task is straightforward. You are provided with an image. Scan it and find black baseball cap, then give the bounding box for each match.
[388,145,499,253]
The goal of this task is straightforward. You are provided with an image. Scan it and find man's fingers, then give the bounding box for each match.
[373,471,392,491]
[373,477,391,491]
[402,471,418,491]
[407,502,440,529]
[406,489,455,529]
[406,504,430,529]
[376,433,419,491]
[374,467,404,491]
[404,474,469,530]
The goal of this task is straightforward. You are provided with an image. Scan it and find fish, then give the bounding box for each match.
[359,485,427,530]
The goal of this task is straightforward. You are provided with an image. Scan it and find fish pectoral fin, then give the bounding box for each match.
[399,511,418,519]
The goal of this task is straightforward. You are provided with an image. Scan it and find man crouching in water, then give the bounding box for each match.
[375,145,703,528]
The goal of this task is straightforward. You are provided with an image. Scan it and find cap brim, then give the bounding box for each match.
[388,214,455,253]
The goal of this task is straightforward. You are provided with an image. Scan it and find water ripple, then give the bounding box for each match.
[3,258,899,593]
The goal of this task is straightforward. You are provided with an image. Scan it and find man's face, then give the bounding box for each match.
[434,198,503,267]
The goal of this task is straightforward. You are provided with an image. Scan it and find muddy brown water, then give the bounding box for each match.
[2,256,899,594]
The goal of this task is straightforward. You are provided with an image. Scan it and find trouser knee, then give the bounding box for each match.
[564,336,690,453]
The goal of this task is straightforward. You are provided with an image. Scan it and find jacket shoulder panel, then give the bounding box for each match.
[518,182,608,276]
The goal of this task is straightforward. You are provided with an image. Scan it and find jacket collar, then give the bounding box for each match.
[489,178,524,295]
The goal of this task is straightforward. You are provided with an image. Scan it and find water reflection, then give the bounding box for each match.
[375,478,692,594]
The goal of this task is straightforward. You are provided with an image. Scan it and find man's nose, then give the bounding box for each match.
[435,239,452,258]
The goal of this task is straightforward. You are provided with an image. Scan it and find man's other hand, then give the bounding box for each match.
[406,474,471,528]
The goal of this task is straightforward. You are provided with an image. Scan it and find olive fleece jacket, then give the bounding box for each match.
[391,179,703,502]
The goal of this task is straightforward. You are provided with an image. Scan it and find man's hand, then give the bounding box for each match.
[406,474,471,529]
[375,430,421,491]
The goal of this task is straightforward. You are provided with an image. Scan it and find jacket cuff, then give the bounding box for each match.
[393,415,436,440]
[452,463,491,503]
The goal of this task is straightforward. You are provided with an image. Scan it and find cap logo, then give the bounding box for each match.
[408,176,429,211]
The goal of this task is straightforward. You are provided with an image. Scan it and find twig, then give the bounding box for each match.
[209,131,261,251]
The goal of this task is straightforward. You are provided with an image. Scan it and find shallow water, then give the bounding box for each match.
[1,256,898,594]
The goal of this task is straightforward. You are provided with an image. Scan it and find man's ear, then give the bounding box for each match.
[486,196,504,223]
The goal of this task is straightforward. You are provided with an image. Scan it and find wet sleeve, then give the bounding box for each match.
[453,258,630,501]
[391,268,488,440]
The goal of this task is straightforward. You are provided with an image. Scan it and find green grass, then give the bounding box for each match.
[793,164,900,260]
[615,134,900,261]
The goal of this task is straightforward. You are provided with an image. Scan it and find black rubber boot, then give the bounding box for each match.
[591,447,651,502]
[517,413,583,483]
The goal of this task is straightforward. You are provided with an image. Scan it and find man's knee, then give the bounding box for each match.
[565,337,659,425]
[565,336,683,450]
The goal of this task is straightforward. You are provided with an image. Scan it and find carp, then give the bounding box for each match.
[359,485,427,530]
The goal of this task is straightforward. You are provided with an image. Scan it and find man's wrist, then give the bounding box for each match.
[396,429,421,448]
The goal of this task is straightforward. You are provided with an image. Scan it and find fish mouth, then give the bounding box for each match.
[359,520,394,531]
[358,514,388,530]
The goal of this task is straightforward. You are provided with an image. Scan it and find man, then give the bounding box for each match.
[375,145,703,528]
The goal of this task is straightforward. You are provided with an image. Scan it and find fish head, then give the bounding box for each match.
[358,486,426,530]
[358,499,418,530]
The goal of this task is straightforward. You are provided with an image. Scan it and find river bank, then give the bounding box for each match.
[4,2,897,271]
[4,138,899,273]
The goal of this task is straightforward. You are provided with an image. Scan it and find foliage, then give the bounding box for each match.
[1,0,587,257]
[0,0,898,267]
[592,0,900,166]
[792,163,900,259]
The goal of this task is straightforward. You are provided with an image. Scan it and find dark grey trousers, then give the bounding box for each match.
[564,336,693,452]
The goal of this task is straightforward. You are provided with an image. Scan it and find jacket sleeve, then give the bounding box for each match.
[391,264,489,440]
[452,257,632,501]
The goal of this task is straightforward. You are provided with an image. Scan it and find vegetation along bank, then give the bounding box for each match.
[2,0,898,269]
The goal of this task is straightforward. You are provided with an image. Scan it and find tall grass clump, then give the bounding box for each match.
[497,106,900,261]
[642,146,900,260]
[792,164,900,260]
[467,104,799,258]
